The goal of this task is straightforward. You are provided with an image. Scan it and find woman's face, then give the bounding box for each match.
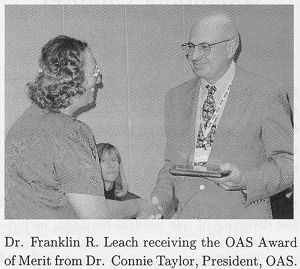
[100,150,120,183]
[80,48,101,106]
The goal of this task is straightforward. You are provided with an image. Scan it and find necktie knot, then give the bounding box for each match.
[206,85,217,95]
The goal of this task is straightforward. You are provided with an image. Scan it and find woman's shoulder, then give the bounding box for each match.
[7,104,95,148]
[37,108,92,137]
[51,114,96,152]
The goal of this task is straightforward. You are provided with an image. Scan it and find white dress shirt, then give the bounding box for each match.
[194,62,236,164]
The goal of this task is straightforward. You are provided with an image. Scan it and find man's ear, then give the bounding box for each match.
[226,39,238,59]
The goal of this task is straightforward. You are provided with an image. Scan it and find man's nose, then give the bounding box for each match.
[191,45,205,60]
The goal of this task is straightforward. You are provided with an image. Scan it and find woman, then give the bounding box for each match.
[97,143,140,201]
[5,35,157,219]
[97,143,128,200]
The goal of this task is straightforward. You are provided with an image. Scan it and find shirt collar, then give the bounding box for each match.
[201,61,236,91]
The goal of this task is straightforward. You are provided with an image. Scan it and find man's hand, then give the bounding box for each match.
[151,196,164,217]
[136,199,163,219]
[207,163,247,191]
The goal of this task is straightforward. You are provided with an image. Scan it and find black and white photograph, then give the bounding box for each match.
[1,2,299,268]
[4,4,294,220]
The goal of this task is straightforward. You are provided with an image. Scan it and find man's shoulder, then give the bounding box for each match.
[236,65,280,88]
[235,65,281,96]
[167,77,199,98]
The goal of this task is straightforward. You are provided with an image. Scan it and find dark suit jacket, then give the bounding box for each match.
[152,65,293,219]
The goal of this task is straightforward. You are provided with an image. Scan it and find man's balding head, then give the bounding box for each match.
[187,12,240,83]
[190,13,239,43]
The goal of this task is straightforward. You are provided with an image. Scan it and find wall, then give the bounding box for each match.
[5,5,293,198]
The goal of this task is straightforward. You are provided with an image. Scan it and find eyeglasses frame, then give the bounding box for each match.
[91,66,101,78]
[91,65,103,86]
[181,39,231,57]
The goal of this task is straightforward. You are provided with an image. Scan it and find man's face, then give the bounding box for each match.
[188,22,231,84]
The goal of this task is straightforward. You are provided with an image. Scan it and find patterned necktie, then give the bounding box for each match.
[196,85,217,149]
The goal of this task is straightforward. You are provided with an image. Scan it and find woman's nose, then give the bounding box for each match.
[95,74,103,89]
[107,161,113,167]
[96,73,102,84]
[107,161,117,169]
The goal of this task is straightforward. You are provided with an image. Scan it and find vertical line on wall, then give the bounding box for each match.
[182,5,186,82]
[62,5,66,34]
[124,5,133,188]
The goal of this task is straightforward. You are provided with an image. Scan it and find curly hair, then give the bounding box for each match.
[28,35,88,110]
[96,143,128,198]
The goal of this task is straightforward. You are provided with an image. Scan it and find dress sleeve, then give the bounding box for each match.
[151,91,179,218]
[151,160,178,218]
[53,122,104,196]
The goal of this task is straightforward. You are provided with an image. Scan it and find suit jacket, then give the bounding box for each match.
[152,65,293,219]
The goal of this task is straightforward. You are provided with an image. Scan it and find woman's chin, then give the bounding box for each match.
[104,176,118,183]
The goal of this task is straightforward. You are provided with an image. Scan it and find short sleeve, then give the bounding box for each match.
[53,123,104,196]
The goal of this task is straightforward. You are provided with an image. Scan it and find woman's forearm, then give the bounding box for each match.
[104,198,142,219]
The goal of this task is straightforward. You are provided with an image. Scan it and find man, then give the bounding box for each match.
[151,13,293,219]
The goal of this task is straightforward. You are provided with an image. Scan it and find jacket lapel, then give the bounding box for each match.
[209,67,250,161]
[183,78,200,164]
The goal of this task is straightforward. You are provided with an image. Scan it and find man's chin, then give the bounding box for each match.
[193,69,207,78]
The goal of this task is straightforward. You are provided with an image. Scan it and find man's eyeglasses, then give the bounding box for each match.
[181,39,230,57]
